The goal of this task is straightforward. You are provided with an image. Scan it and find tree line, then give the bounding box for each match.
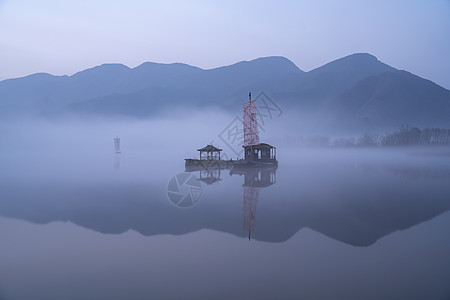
[301,125,450,147]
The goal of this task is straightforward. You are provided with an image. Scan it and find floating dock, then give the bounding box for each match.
[184,92,278,169]
[184,158,234,170]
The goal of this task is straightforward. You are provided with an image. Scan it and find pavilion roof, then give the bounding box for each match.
[197,144,223,152]
[242,143,276,149]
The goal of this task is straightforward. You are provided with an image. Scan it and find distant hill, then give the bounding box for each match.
[291,53,396,108]
[1,53,449,132]
[0,62,201,115]
[322,70,450,132]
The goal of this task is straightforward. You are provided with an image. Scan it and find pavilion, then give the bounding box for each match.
[197,144,222,161]
[243,143,276,162]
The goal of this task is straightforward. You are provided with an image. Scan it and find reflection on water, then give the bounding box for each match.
[187,164,278,240]
[9,157,450,247]
[235,167,277,240]
[1,148,450,299]
[243,186,258,240]
[189,165,278,240]
[1,150,450,247]
[198,168,222,185]
[114,153,120,170]
[386,164,450,180]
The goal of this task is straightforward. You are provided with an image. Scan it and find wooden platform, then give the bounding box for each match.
[185,158,277,171]
[184,159,233,170]
[231,159,278,168]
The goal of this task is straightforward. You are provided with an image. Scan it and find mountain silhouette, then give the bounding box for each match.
[292,53,395,108]
[322,70,450,132]
[1,53,449,132]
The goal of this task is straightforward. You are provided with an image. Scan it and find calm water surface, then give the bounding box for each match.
[1,143,450,300]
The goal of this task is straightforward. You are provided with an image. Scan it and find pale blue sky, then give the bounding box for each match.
[1,0,449,88]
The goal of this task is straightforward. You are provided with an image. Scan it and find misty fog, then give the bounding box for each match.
[2,0,450,298]
[1,107,450,182]
[1,111,450,300]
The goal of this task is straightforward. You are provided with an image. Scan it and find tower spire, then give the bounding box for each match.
[243,92,259,146]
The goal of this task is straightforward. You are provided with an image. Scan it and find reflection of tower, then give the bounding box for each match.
[243,186,259,240]
[114,136,121,154]
[243,92,260,146]
[232,166,277,240]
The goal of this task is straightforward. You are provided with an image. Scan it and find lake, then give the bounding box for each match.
[0,121,450,299]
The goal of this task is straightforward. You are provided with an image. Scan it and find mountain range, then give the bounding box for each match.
[1,53,449,133]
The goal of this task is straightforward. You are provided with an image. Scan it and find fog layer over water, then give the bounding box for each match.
[1,113,450,299]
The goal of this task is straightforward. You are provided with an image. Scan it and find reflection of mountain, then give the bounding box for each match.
[0,161,450,247]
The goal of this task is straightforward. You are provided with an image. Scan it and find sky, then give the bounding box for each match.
[0,0,449,89]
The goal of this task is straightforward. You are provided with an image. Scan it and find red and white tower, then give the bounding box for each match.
[243,92,260,146]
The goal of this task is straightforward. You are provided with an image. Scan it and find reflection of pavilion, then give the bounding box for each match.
[198,168,222,185]
[231,166,277,240]
[231,166,277,188]
[185,161,226,185]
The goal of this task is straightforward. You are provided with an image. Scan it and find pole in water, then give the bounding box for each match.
[249,92,251,103]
